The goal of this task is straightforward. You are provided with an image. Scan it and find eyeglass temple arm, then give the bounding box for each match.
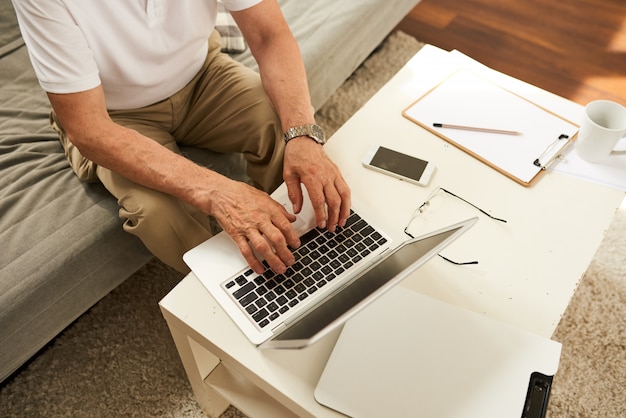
[441,188,507,223]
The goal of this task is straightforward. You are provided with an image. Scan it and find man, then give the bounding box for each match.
[11,0,351,274]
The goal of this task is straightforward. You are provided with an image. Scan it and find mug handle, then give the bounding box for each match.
[611,132,626,156]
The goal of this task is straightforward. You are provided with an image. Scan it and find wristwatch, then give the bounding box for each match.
[283,123,326,145]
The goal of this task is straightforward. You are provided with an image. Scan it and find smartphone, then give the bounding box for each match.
[362,145,435,186]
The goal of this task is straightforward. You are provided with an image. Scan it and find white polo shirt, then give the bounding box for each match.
[12,0,260,109]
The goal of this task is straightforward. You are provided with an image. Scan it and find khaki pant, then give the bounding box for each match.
[53,31,284,273]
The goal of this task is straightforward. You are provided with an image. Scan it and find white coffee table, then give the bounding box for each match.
[160,45,624,417]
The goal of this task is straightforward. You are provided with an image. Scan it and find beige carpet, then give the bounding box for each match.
[1,31,624,418]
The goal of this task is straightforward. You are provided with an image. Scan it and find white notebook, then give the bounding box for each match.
[315,286,561,418]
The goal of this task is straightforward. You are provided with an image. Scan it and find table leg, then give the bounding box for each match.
[165,320,230,418]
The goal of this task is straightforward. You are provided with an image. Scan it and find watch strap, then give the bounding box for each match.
[283,124,326,145]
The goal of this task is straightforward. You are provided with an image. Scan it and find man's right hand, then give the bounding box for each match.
[205,179,302,275]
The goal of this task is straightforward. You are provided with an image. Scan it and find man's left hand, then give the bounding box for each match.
[282,137,351,232]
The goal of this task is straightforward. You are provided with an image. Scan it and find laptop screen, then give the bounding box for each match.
[269,225,464,342]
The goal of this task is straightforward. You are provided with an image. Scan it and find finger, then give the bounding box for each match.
[323,185,342,232]
[247,229,289,274]
[285,174,304,214]
[263,225,296,269]
[336,178,352,227]
[232,235,266,274]
[302,180,327,229]
[264,207,300,267]
[273,209,301,249]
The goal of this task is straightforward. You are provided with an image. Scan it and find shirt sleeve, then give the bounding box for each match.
[11,0,101,94]
[221,0,263,12]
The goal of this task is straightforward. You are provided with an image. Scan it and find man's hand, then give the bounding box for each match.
[283,137,351,232]
[208,179,302,275]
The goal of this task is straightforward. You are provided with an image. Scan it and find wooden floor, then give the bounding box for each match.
[397,0,626,107]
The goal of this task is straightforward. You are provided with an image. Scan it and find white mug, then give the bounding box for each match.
[575,100,626,163]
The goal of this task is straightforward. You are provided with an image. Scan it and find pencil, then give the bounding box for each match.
[433,123,521,136]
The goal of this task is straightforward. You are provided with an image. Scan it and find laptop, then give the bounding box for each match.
[184,185,477,348]
[315,286,561,418]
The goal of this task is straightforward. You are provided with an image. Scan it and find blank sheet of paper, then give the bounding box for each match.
[403,69,579,185]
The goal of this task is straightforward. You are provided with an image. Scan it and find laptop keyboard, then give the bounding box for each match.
[222,210,388,330]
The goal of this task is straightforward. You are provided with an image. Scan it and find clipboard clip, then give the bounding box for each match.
[533,134,571,170]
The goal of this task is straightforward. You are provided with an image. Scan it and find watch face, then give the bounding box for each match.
[311,124,325,142]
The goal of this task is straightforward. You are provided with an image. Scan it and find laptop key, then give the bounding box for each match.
[299,229,319,245]
[360,225,375,237]
[344,212,359,227]
[351,219,367,233]
[233,282,255,299]
[239,292,258,307]
[253,308,269,323]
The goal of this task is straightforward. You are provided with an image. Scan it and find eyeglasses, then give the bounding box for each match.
[404,187,507,265]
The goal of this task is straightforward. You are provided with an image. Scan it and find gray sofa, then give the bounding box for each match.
[0,0,421,382]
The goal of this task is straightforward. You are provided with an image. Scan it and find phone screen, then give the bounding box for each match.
[369,146,428,181]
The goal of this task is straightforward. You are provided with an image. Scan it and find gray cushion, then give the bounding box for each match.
[0,0,22,57]
[0,44,153,381]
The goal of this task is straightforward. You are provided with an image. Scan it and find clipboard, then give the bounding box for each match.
[402,68,580,186]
